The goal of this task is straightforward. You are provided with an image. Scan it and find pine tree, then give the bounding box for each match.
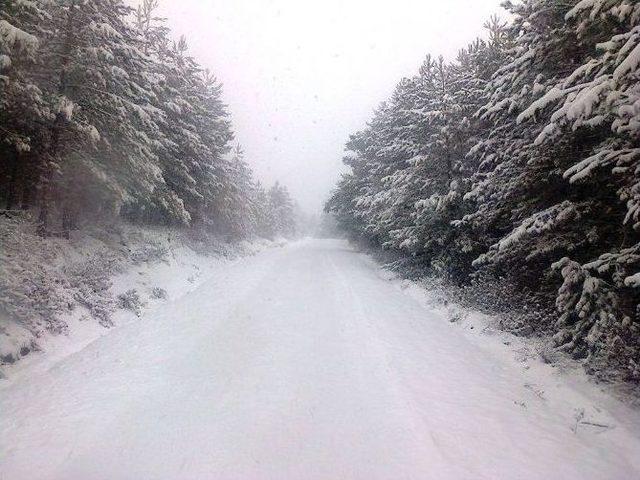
[1,0,271,241]
[326,2,640,380]
[25,0,189,235]
[327,23,509,281]
[267,182,296,239]
[0,1,48,211]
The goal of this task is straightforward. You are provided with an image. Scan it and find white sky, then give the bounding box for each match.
[153,0,506,212]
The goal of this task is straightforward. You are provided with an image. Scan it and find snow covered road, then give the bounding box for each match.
[1,239,639,480]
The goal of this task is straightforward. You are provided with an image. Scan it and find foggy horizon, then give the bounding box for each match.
[152,0,506,212]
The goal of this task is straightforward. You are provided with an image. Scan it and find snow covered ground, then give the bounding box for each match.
[1,239,639,480]
[0,217,277,377]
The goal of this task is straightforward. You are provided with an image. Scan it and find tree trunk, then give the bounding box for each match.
[61,200,77,239]
[5,154,20,211]
[35,156,54,237]
[36,185,50,237]
[21,164,35,211]
[61,206,71,239]
[37,2,77,237]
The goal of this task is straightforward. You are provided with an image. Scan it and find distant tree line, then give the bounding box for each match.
[326,0,640,382]
[0,0,296,239]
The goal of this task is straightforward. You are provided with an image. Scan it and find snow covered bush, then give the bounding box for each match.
[0,216,165,364]
[0,213,72,338]
[128,238,169,266]
[0,316,38,365]
[151,287,168,300]
[65,251,120,327]
[116,289,146,317]
[0,214,108,363]
[553,250,640,381]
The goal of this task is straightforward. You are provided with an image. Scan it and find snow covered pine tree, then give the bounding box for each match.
[327,0,640,382]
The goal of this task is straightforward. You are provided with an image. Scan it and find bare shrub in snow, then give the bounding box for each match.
[0,318,39,365]
[129,242,169,265]
[151,287,168,300]
[116,289,146,316]
[0,216,184,363]
[0,214,71,337]
[65,252,120,327]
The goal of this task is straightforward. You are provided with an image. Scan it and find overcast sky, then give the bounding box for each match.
[153,0,507,212]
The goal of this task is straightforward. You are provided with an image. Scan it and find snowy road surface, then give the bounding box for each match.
[1,239,640,480]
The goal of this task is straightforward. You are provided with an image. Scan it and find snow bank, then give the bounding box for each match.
[375,265,640,405]
[0,214,277,380]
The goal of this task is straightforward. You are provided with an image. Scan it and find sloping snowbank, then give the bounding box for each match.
[370,260,640,419]
[0,214,279,381]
